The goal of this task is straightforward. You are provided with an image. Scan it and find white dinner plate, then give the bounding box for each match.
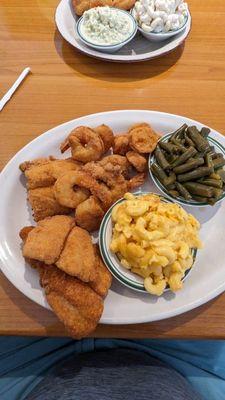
[0,110,225,325]
[55,0,192,63]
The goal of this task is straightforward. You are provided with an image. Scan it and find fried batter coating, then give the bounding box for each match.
[90,245,112,297]
[72,0,136,16]
[129,123,159,153]
[126,151,147,172]
[56,226,96,282]
[128,173,146,190]
[75,196,104,232]
[98,155,131,177]
[20,158,81,190]
[28,186,71,222]
[54,171,90,208]
[94,124,114,152]
[61,126,105,163]
[113,133,130,155]
[22,216,75,265]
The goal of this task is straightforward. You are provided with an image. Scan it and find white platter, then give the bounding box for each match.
[55,0,192,63]
[0,110,225,325]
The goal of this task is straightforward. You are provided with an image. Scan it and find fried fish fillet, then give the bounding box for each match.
[28,186,71,222]
[22,215,75,265]
[75,195,105,232]
[89,245,112,297]
[56,226,96,282]
[72,0,136,16]
[20,157,82,190]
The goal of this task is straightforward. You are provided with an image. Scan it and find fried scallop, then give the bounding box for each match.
[75,196,105,232]
[129,123,159,153]
[126,151,147,172]
[94,124,114,152]
[20,158,81,190]
[28,186,71,222]
[89,245,112,297]
[22,215,75,265]
[113,133,130,155]
[56,226,96,282]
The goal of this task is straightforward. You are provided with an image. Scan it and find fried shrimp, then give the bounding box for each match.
[113,133,130,155]
[94,124,114,152]
[128,172,146,190]
[126,151,147,172]
[75,196,105,231]
[61,126,105,163]
[54,171,90,208]
[129,123,159,153]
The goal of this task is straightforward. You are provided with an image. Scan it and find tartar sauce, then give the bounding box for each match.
[79,7,134,46]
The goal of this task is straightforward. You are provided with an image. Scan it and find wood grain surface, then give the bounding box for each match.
[0,0,225,338]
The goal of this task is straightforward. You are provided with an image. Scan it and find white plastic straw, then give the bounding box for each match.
[0,67,31,112]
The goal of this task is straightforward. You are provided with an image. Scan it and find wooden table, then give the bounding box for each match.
[0,0,225,339]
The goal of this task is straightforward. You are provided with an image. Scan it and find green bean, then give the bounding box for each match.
[168,190,179,197]
[171,146,197,168]
[165,172,176,186]
[217,169,225,183]
[205,153,214,171]
[170,124,187,141]
[151,163,168,182]
[165,153,178,163]
[208,198,218,205]
[212,188,223,199]
[213,158,225,169]
[200,179,223,188]
[154,147,170,170]
[192,195,208,203]
[175,182,192,200]
[170,137,187,152]
[177,167,213,182]
[193,152,206,159]
[173,158,204,174]
[159,142,181,154]
[187,126,210,152]
[209,173,221,180]
[200,127,211,137]
[211,152,224,159]
[183,182,214,197]
[184,132,195,147]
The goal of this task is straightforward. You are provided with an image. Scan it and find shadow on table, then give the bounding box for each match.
[54,29,185,83]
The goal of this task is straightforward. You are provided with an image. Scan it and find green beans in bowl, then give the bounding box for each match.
[149,124,225,206]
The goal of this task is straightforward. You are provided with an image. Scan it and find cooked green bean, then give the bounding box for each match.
[171,146,197,168]
[165,172,176,186]
[208,198,218,205]
[213,158,225,169]
[173,158,204,174]
[170,124,187,141]
[170,137,187,151]
[177,167,213,182]
[187,126,210,152]
[200,127,211,137]
[184,132,195,147]
[211,152,224,159]
[205,153,214,170]
[209,173,221,180]
[175,182,192,200]
[159,142,181,154]
[164,153,178,163]
[168,190,179,197]
[154,147,170,170]
[217,169,225,183]
[151,163,168,182]
[183,182,214,197]
[200,179,223,188]
[212,188,223,199]
[192,195,208,203]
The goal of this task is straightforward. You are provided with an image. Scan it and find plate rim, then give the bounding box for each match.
[1,109,225,325]
[55,0,192,63]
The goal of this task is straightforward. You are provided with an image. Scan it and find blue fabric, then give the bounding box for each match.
[0,337,225,400]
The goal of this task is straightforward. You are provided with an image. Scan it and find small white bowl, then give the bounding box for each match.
[99,192,196,294]
[76,9,137,53]
[132,10,190,42]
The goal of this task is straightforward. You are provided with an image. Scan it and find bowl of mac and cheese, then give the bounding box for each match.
[99,192,202,296]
